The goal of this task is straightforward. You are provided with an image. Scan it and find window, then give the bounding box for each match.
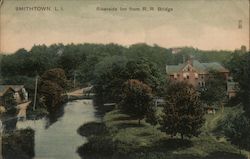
[203,82,206,86]
[14,92,19,100]
[195,73,198,79]
[183,73,187,79]
[199,82,205,87]
[174,73,177,79]
[183,72,189,79]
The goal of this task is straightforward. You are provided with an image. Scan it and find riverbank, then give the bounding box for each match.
[25,87,93,120]
[16,99,100,159]
[77,107,248,159]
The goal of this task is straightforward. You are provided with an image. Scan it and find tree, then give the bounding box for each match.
[227,52,250,118]
[223,114,250,153]
[126,43,172,73]
[0,49,29,77]
[93,56,164,104]
[40,68,67,89]
[29,45,60,75]
[58,45,86,78]
[93,56,128,102]
[125,58,162,93]
[145,104,158,126]
[38,68,67,112]
[120,79,154,125]
[161,82,205,140]
[199,70,227,106]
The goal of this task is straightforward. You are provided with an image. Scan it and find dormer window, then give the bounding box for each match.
[182,64,193,72]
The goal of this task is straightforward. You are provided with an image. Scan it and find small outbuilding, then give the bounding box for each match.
[0,86,16,109]
[0,85,29,108]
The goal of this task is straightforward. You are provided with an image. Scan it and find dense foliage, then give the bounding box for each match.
[93,56,128,102]
[38,68,67,112]
[224,52,250,152]
[223,114,250,152]
[0,43,232,85]
[93,56,163,102]
[227,52,250,118]
[120,79,154,124]
[161,82,205,140]
[2,128,35,159]
[199,71,227,106]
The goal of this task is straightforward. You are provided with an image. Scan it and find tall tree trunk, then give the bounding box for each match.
[138,119,141,125]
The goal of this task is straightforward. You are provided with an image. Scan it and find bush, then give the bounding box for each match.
[77,136,116,156]
[223,114,250,151]
[77,122,108,137]
[2,128,35,159]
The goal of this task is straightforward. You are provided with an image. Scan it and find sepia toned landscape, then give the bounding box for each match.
[0,0,250,159]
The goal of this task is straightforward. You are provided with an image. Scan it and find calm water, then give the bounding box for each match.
[16,99,100,159]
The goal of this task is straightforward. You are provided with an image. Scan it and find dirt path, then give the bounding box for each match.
[16,101,31,118]
[67,88,84,96]
[67,86,93,97]
[205,111,222,132]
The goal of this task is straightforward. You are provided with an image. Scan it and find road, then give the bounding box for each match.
[67,86,93,97]
[67,88,84,96]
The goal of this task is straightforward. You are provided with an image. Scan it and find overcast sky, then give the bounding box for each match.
[0,0,249,53]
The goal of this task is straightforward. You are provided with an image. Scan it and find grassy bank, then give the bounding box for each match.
[77,107,249,159]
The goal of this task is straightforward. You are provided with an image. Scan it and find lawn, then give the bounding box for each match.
[101,106,249,159]
[77,106,249,159]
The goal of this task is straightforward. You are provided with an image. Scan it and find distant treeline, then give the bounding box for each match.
[0,43,234,82]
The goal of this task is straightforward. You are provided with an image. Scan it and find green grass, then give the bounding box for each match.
[101,107,249,159]
[203,106,244,133]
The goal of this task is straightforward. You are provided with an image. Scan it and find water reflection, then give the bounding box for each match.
[16,99,100,159]
[1,107,19,133]
[45,102,66,129]
[2,116,18,132]
[92,97,115,118]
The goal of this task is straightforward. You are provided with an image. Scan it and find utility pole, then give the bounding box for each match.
[0,119,2,159]
[73,71,76,88]
[33,75,38,111]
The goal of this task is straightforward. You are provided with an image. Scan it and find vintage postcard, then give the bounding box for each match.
[0,0,249,159]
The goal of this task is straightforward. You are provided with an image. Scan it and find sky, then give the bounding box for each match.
[0,0,249,53]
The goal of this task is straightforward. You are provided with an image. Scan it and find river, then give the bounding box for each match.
[16,99,100,159]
